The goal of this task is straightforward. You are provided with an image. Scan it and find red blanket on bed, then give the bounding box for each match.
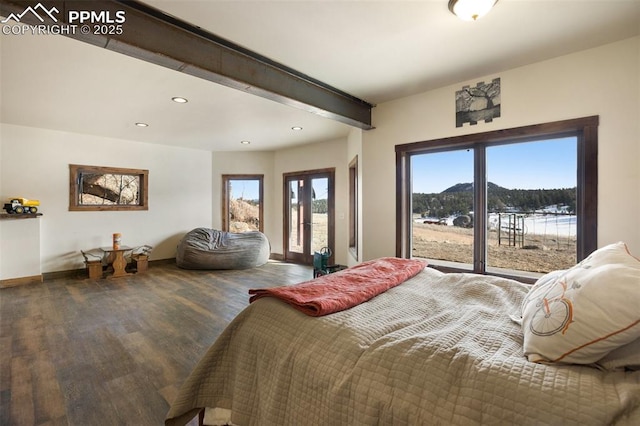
[248,257,428,316]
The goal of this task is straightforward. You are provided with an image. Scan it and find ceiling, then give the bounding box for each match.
[1,0,639,152]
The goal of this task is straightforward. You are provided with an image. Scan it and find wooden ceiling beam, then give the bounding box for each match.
[0,0,374,129]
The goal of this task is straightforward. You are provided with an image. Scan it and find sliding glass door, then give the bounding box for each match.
[396,116,598,281]
[410,138,577,275]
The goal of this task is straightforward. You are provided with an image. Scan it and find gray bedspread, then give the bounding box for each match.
[166,267,640,425]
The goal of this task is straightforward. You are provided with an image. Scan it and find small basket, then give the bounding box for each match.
[313,247,332,277]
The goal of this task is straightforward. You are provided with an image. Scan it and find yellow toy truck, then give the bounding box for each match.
[3,197,40,214]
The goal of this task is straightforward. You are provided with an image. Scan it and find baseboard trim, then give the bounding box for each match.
[3,256,282,285]
[0,274,43,288]
[42,269,86,281]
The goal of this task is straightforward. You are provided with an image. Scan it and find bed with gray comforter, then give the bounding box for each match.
[166,266,640,425]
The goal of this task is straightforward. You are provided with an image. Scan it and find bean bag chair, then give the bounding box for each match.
[177,228,270,270]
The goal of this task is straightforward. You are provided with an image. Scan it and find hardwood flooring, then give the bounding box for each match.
[0,261,312,426]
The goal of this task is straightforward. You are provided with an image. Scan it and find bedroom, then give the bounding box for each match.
[1,0,639,424]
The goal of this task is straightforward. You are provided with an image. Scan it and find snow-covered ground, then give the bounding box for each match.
[489,213,576,238]
[415,212,577,238]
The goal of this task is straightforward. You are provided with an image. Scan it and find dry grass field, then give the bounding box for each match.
[413,223,576,273]
[229,199,260,233]
[287,212,329,254]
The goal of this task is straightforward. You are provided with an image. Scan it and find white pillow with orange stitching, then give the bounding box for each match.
[521,242,640,365]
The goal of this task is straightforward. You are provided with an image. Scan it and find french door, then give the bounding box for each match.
[284,169,335,265]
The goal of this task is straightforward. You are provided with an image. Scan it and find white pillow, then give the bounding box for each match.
[521,242,640,365]
[596,338,640,371]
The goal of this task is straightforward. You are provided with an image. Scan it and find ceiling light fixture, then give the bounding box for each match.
[448,0,498,21]
[171,97,188,103]
[240,140,251,145]
[291,126,303,131]
[135,122,149,127]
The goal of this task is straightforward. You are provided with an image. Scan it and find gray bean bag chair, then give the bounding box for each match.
[176,228,270,270]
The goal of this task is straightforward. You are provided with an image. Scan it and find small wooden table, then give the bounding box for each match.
[100,246,133,278]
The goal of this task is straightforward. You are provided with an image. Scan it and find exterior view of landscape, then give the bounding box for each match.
[227,179,577,274]
[226,178,261,233]
[228,197,260,233]
[411,137,578,275]
[412,182,577,273]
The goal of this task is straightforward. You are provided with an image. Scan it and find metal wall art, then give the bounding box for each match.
[455,77,501,128]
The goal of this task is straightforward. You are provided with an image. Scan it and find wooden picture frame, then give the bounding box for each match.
[69,164,149,211]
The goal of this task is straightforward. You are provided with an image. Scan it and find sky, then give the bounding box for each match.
[411,137,577,193]
[229,179,260,201]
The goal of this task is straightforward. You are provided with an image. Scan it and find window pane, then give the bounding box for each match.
[411,150,474,266]
[486,138,577,273]
[311,177,329,254]
[288,179,304,253]
[348,157,358,258]
[228,179,260,232]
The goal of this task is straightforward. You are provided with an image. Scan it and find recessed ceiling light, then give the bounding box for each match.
[240,140,251,145]
[291,126,303,131]
[135,122,149,127]
[171,97,188,103]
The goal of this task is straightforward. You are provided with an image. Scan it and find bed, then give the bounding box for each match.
[166,244,640,426]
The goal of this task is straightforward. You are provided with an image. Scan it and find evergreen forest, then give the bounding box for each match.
[412,182,576,218]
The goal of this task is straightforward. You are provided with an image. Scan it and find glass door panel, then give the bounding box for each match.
[311,177,329,254]
[284,170,334,265]
[411,150,474,267]
[486,138,577,274]
[288,179,305,254]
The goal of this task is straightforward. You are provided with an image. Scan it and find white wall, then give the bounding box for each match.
[211,150,275,237]
[362,36,640,260]
[272,138,349,263]
[0,218,41,280]
[0,124,212,275]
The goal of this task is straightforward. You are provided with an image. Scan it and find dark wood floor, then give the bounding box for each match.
[0,261,312,426]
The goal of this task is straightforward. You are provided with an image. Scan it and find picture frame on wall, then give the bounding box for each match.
[455,77,501,128]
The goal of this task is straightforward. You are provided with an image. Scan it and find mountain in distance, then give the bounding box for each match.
[413,182,577,216]
[441,182,506,193]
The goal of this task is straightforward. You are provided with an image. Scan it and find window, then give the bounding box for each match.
[69,164,148,211]
[485,138,578,273]
[411,149,474,266]
[349,156,358,259]
[396,116,598,282]
[222,175,264,233]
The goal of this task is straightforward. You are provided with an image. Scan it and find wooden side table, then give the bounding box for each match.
[100,246,133,278]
